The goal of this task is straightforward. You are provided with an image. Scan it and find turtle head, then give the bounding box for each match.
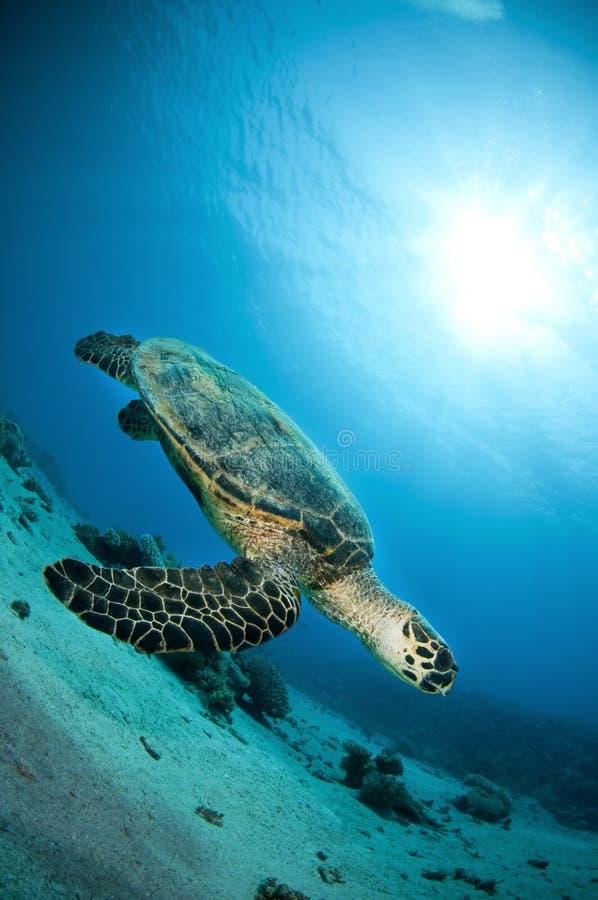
[372,604,458,695]
[307,568,458,694]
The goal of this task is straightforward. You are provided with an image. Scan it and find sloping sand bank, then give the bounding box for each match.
[1,455,597,899]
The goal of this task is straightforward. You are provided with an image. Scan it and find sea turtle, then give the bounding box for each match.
[43,332,458,694]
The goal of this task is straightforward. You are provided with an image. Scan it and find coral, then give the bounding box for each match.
[360,772,405,810]
[341,741,403,792]
[73,524,137,567]
[239,654,290,719]
[359,770,439,826]
[0,418,31,470]
[140,532,181,567]
[73,523,181,569]
[227,656,251,696]
[375,749,403,776]
[72,523,102,556]
[454,774,511,823]
[197,654,249,717]
[255,878,310,900]
[162,651,249,720]
[319,681,598,833]
[340,740,373,788]
[209,688,236,716]
[103,528,141,567]
[139,533,166,566]
[196,669,236,717]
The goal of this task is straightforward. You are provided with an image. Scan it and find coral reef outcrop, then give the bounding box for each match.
[453,774,512,823]
[239,654,290,719]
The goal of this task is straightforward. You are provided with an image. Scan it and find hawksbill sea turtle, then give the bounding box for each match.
[43,332,458,694]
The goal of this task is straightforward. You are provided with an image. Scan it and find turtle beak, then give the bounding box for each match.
[418,647,459,695]
[381,608,459,695]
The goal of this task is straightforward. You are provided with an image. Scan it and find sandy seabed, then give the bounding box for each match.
[1,454,597,900]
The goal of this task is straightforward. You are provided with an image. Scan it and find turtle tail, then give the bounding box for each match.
[74,331,139,387]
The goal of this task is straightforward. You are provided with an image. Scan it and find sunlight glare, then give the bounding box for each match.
[441,207,552,343]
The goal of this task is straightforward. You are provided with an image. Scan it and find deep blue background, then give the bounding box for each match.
[2,0,597,724]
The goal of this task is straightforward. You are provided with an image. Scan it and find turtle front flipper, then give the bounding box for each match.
[43,557,301,653]
[118,399,158,441]
[74,331,139,387]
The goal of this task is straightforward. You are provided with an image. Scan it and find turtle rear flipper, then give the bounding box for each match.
[43,557,301,653]
[74,331,139,387]
[118,399,158,441]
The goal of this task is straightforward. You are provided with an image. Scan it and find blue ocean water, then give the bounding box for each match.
[2,0,597,737]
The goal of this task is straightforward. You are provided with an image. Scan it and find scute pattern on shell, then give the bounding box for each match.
[133,338,374,572]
